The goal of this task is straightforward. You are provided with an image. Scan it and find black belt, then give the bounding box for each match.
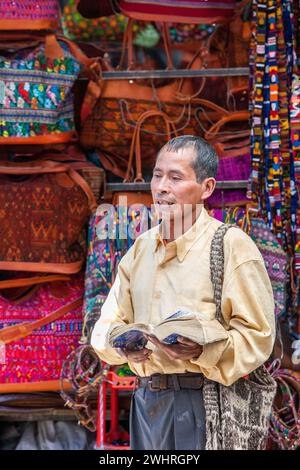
[136,372,204,392]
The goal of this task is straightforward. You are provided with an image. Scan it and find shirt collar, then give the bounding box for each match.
[154,206,212,262]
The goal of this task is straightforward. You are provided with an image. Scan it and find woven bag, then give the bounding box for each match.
[203,223,277,450]
[0,0,60,31]
[0,34,92,145]
[0,274,84,392]
[0,159,97,275]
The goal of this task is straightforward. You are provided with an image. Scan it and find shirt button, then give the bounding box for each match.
[154,292,161,299]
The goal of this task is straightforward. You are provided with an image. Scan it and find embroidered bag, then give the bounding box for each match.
[0,274,84,392]
[0,34,91,145]
[0,0,60,31]
[203,223,277,450]
[0,159,97,275]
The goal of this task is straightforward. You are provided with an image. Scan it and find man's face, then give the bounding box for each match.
[151,148,216,221]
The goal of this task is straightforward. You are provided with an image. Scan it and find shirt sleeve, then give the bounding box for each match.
[191,259,276,386]
[91,248,134,366]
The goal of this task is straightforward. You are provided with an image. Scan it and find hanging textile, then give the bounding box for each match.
[248,0,300,314]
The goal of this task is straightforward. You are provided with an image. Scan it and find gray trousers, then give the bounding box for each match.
[130,387,206,450]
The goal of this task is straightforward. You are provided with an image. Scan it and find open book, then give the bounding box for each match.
[109,310,228,351]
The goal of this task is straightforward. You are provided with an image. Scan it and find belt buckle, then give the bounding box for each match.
[148,373,164,392]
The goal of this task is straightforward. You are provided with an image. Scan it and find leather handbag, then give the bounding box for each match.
[111,109,178,207]
[0,34,92,145]
[21,146,106,204]
[0,0,60,30]
[203,223,277,450]
[0,274,84,392]
[119,0,236,24]
[0,159,97,275]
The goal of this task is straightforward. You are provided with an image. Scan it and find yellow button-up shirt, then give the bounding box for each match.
[91,207,275,386]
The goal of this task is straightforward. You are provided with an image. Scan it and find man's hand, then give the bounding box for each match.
[147,335,203,361]
[119,347,153,363]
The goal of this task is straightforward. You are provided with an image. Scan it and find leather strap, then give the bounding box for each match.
[0,260,83,274]
[0,20,58,31]
[205,111,250,141]
[0,297,83,345]
[0,161,97,212]
[44,34,64,60]
[57,35,96,68]
[125,109,178,182]
[189,98,230,117]
[0,275,71,290]
[97,151,131,180]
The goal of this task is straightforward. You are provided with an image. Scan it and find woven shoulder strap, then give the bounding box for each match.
[210,223,238,322]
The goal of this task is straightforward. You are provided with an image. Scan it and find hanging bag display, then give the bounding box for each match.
[203,223,277,450]
[79,18,229,173]
[79,19,195,154]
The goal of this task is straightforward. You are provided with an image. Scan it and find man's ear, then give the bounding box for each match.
[201,178,216,200]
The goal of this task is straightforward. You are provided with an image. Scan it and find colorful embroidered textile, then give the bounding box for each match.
[0,37,82,144]
[210,208,288,319]
[248,0,300,304]
[0,274,84,392]
[81,205,156,343]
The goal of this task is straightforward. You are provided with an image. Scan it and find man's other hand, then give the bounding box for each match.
[119,347,153,363]
[148,335,203,361]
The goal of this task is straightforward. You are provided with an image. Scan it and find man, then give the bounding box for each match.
[91,135,275,450]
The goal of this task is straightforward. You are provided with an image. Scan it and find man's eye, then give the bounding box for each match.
[153,174,161,178]
[172,176,181,181]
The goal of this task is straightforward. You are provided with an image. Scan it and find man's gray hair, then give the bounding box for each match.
[158,135,218,182]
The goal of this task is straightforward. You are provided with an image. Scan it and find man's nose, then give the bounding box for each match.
[156,175,170,193]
